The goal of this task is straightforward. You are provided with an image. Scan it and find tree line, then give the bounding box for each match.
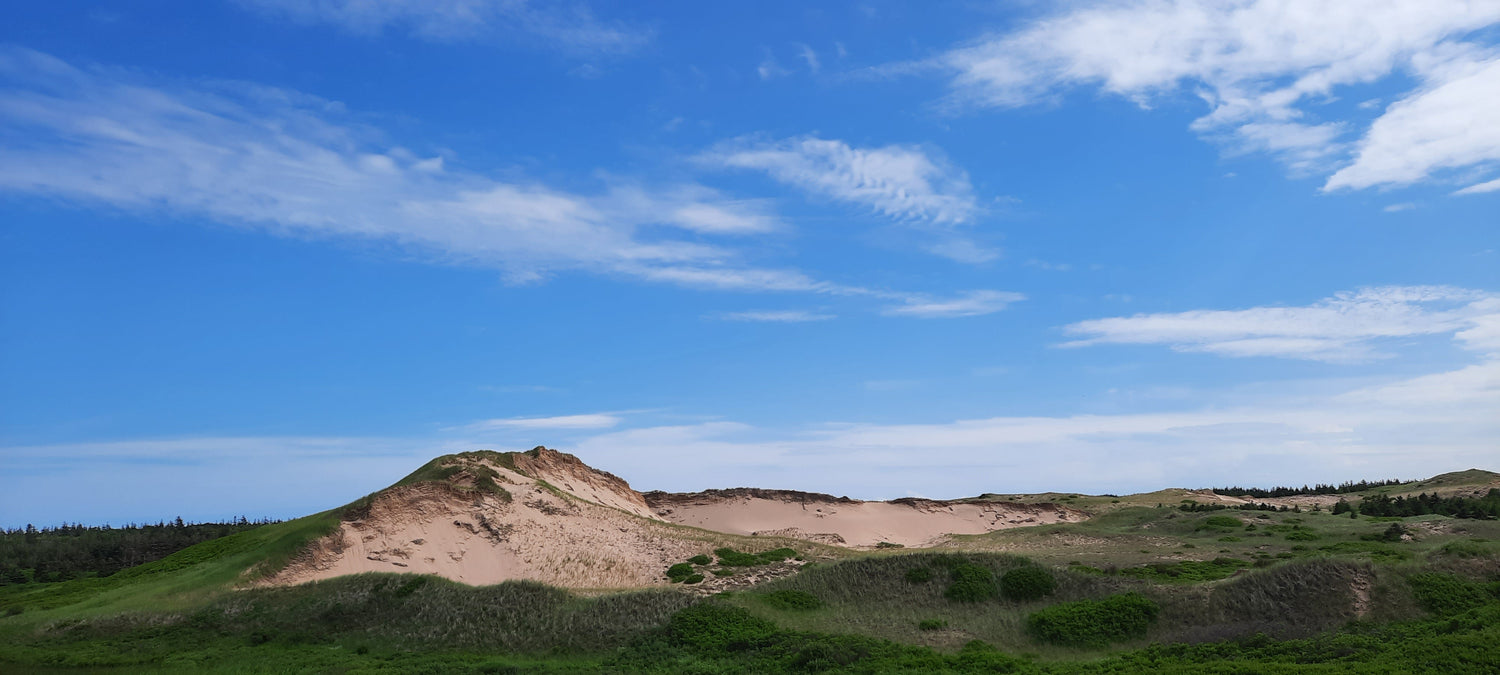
[1,517,277,585]
[1337,489,1500,519]
[1209,478,1409,499]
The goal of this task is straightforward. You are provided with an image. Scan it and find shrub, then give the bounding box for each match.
[1284,530,1320,542]
[875,541,904,549]
[711,568,735,577]
[760,589,822,611]
[682,574,705,585]
[917,619,948,631]
[944,563,998,603]
[999,566,1056,601]
[714,547,797,567]
[1437,539,1497,558]
[666,563,696,583]
[688,554,712,566]
[1407,573,1492,616]
[667,603,777,650]
[1026,592,1160,647]
[1200,515,1242,530]
[905,567,935,583]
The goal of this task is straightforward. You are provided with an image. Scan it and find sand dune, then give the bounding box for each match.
[645,489,1083,548]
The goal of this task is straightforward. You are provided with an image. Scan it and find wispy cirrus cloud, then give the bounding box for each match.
[235,0,651,55]
[0,48,812,292]
[699,135,998,263]
[1063,286,1500,362]
[923,0,1500,192]
[463,413,623,430]
[718,310,835,323]
[882,290,1025,318]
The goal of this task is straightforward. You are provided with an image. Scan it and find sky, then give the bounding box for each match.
[1,1,1498,527]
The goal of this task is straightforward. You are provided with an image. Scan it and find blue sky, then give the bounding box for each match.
[2,1,1498,527]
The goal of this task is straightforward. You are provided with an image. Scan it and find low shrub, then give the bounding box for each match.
[666,563,696,583]
[687,554,712,566]
[714,547,797,567]
[1284,530,1320,542]
[666,603,777,651]
[1026,592,1159,647]
[760,589,821,611]
[710,569,734,577]
[944,563,998,603]
[999,566,1056,601]
[917,619,947,631]
[682,574,705,585]
[904,567,935,583]
[1407,573,1493,616]
[1200,515,1242,530]
[1436,539,1497,558]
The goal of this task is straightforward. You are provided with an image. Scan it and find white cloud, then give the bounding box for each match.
[1383,202,1416,212]
[572,361,1500,497]
[1326,53,1500,190]
[0,48,834,294]
[466,413,623,430]
[796,43,821,74]
[1063,285,1498,362]
[236,0,651,54]
[719,310,835,322]
[1455,176,1500,195]
[703,135,979,225]
[7,360,1497,522]
[882,289,1025,318]
[931,0,1500,189]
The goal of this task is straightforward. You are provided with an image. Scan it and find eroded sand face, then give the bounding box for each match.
[267,479,707,589]
[646,490,1083,548]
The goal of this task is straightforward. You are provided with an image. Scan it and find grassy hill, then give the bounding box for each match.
[2,460,1497,673]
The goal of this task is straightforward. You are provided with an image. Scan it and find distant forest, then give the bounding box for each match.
[1350,489,1500,519]
[1208,478,1409,498]
[0,518,277,585]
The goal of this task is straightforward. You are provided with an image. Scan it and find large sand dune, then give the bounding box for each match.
[645,488,1083,548]
[266,448,1087,589]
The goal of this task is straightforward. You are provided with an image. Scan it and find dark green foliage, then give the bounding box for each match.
[0,518,274,586]
[1199,515,1242,531]
[1118,557,1247,583]
[759,589,822,611]
[905,567,935,583]
[687,554,712,566]
[1407,573,1494,616]
[1026,593,1160,647]
[713,547,797,567]
[944,562,999,603]
[999,566,1056,601]
[1284,528,1319,541]
[1210,478,1409,498]
[1357,489,1500,519]
[875,541,905,549]
[682,574,705,585]
[665,563,696,583]
[1380,523,1408,542]
[1437,539,1497,558]
[918,618,948,631]
[664,603,777,651]
[710,568,735,577]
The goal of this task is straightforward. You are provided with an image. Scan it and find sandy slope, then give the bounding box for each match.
[645,489,1084,548]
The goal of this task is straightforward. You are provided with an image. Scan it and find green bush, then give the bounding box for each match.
[917,619,948,631]
[1026,592,1160,647]
[710,568,734,577]
[1200,515,1242,530]
[666,603,777,650]
[760,589,822,611]
[666,563,696,583]
[687,554,712,566]
[1284,529,1320,541]
[682,574,705,585]
[944,562,998,603]
[1437,539,1497,558]
[1407,573,1493,616]
[714,547,797,567]
[905,567,935,583]
[999,566,1056,601]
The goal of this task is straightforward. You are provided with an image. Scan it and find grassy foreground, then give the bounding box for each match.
[3,468,1498,673]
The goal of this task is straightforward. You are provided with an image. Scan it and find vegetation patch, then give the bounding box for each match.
[999,566,1056,601]
[665,563,696,583]
[917,618,948,631]
[714,547,797,567]
[944,562,999,603]
[905,567,935,583]
[1026,593,1160,647]
[1119,557,1247,583]
[759,589,822,611]
[1406,572,1497,616]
